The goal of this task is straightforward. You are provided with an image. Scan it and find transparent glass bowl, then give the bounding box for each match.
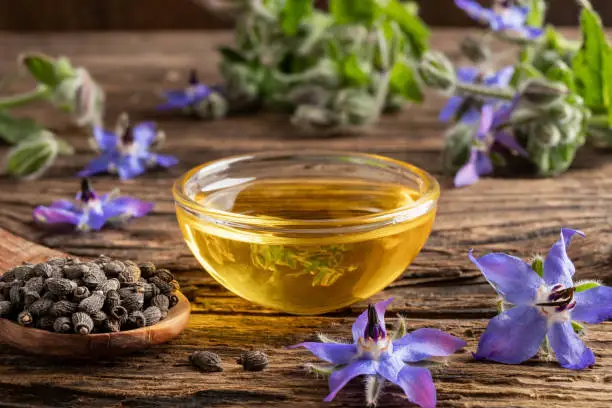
[173,151,439,315]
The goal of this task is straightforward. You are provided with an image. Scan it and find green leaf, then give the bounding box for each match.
[389,58,423,102]
[525,0,547,27]
[0,110,44,145]
[572,321,585,335]
[21,53,61,87]
[377,0,429,58]
[4,131,59,180]
[572,5,612,110]
[329,0,378,26]
[281,0,313,36]
[341,54,370,87]
[575,281,601,292]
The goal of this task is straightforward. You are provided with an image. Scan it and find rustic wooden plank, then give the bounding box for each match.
[0,30,612,407]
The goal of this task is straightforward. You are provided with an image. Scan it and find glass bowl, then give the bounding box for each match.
[173,151,439,315]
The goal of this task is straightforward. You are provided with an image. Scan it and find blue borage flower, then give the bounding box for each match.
[470,228,612,370]
[454,101,527,188]
[439,66,515,123]
[33,179,154,231]
[78,113,178,180]
[157,70,212,112]
[455,0,543,40]
[288,298,466,408]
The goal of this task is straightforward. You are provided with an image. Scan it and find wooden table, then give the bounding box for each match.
[1,30,612,408]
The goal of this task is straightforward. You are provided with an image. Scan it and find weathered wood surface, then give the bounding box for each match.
[1,30,612,407]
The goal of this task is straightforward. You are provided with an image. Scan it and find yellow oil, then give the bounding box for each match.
[176,178,436,314]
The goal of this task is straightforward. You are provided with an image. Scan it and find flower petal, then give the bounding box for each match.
[548,321,595,370]
[572,286,612,324]
[376,355,405,383]
[132,122,158,147]
[484,66,515,88]
[543,228,585,288]
[150,153,179,168]
[395,366,437,408]
[77,155,113,177]
[33,206,82,226]
[352,298,394,343]
[93,127,118,152]
[286,342,357,365]
[455,0,496,26]
[455,66,480,83]
[393,328,467,363]
[468,250,542,304]
[104,197,154,219]
[439,96,464,123]
[324,360,376,402]
[454,150,480,188]
[495,131,528,157]
[85,208,108,231]
[158,90,192,110]
[474,305,547,364]
[117,156,146,180]
[476,104,494,140]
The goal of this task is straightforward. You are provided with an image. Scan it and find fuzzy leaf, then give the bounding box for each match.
[4,131,59,180]
[575,281,601,292]
[377,0,429,58]
[218,47,249,64]
[389,58,423,102]
[0,110,44,145]
[572,5,612,111]
[531,257,544,277]
[545,61,576,92]
[281,0,313,36]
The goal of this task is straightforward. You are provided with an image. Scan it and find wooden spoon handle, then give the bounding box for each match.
[0,228,65,271]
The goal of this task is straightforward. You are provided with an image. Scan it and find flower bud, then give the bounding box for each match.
[533,122,562,147]
[291,105,341,130]
[286,86,332,107]
[442,123,473,172]
[333,89,377,126]
[459,35,491,63]
[192,91,229,119]
[519,78,568,108]
[417,51,455,92]
[4,131,59,180]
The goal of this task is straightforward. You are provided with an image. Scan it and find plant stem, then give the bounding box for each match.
[588,114,609,128]
[0,86,50,109]
[455,83,515,101]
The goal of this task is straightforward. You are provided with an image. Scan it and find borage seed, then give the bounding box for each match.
[46,278,77,297]
[138,262,156,278]
[49,300,78,318]
[53,316,72,333]
[0,301,11,317]
[17,311,34,327]
[126,311,146,329]
[72,286,91,302]
[190,351,223,373]
[151,294,169,311]
[96,278,120,295]
[110,305,129,324]
[237,350,269,372]
[143,306,162,326]
[105,290,121,311]
[73,312,94,335]
[78,291,106,314]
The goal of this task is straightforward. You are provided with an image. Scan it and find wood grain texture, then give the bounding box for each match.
[0,0,612,30]
[0,30,611,407]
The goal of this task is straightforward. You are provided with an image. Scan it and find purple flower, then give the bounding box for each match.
[470,228,612,370]
[455,0,543,39]
[33,179,154,231]
[439,66,514,123]
[454,102,527,188]
[78,113,178,180]
[157,70,212,112]
[288,299,466,407]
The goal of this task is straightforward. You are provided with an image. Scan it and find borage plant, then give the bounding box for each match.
[422,0,612,187]
[1,53,104,179]
[289,298,465,407]
[165,0,431,132]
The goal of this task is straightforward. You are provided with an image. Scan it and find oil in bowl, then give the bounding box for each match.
[173,152,439,315]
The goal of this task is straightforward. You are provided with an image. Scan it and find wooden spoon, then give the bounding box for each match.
[0,228,191,358]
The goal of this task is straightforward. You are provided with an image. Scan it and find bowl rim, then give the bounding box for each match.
[172,151,440,232]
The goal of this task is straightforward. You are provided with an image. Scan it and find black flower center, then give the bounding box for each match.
[121,124,135,146]
[189,69,199,86]
[364,305,385,341]
[80,178,96,203]
[536,285,576,312]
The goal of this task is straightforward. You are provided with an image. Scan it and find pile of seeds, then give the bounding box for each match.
[0,256,180,334]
